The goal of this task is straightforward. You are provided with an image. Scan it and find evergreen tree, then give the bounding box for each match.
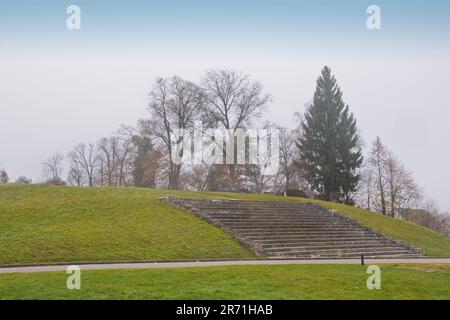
[0,169,9,184]
[298,66,363,202]
[131,134,155,187]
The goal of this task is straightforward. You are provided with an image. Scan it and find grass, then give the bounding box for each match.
[0,264,449,300]
[0,185,256,265]
[1,184,449,266]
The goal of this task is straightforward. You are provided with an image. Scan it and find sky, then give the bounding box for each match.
[1,0,450,210]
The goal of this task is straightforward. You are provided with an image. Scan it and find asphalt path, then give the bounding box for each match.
[1,258,449,274]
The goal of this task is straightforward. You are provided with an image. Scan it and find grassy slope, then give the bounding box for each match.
[0,185,255,265]
[1,264,449,299]
[1,185,449,266]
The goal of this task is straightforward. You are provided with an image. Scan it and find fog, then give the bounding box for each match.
[1,43,449,210]
[1,0,449,210]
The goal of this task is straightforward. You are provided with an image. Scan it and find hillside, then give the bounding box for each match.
[0,185,255,265]
[0,185,449,266]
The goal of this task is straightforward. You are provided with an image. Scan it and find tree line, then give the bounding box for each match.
[1,66,448,233]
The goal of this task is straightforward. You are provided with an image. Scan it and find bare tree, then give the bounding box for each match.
[278,127,297,193]
[282,111,311,196]
[245,164,276,194]
[42,153,64,182]
[68,143,97,186]
[368,137,388,215]
[96,136,135,187]
[363,137,422,216]
[145,76,204,189]
[67,160,84,187]
[116,137,135,186]
[202,70,270,131]
[179,163,210,191]
[244,123,280,193]
[398,200,450,235]
[15,176,32,184]
[356,165,375,210]
[385,153,421,216]
[97,137,117,186]
[201,69,271,190]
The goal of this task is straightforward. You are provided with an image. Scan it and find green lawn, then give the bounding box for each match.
[1,185,449,266]
[0,264,449,300]
[0,185,255,265]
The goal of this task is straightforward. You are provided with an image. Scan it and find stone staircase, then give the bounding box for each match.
[165,198,424,259]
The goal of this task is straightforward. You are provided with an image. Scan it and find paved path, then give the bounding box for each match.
[1,258,449,274]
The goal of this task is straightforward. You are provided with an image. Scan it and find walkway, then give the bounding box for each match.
[1,258,449,274]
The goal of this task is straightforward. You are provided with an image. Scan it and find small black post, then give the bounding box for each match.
[361,254,365,266]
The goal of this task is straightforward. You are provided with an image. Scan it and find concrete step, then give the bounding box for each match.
[248,236,384,243]
[185,202,317,207]
[270,248,417,257]
[208,217,347,222]
[233,228,373,235]
[200,209,327,214]
[217,222,357,229]
[209,216,342,222]
[194,208,328,214]
[165,198,424,259]
[206,211,343,216]
[221,221,353,227]
[257,239,395,248]
[261,243,405,252]
[269,252,422,259]
[201,209,328,215]
[219,222,362,228]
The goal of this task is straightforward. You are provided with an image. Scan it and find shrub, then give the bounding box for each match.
[286,189,307,198]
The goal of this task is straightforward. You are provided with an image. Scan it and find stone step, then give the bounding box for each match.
[202,209,329,214]
[219,221,361,228]
[207,216,346,222]
[270,252,422,259]
[261,243,404,252]
[221,221,352,226]
[198,209,326,214]
[208,216,341,222]
[205,210,339,214]
[217,222,357,228]
[270,248,417,257]
[191,202,318,207]
[232,228,372,234]
[217,221,356,228]
[246,238,385,245]
[205,211,338,216]
[235,234,374,241]
[199,209,328,215]
[248,235,384,242]
[257,239,394,248]
[165,198,424,259]
[226,230,369,236]
[183,202,317,207]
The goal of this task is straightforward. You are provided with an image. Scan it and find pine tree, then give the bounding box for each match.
[131,134,155,187]
[298,66,363,202]
[0,169,9,184]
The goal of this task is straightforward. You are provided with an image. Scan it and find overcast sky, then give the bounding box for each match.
[1,0,449,210]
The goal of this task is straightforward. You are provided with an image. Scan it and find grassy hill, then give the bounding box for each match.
[0,185,256,265]
[0,184,449,265]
